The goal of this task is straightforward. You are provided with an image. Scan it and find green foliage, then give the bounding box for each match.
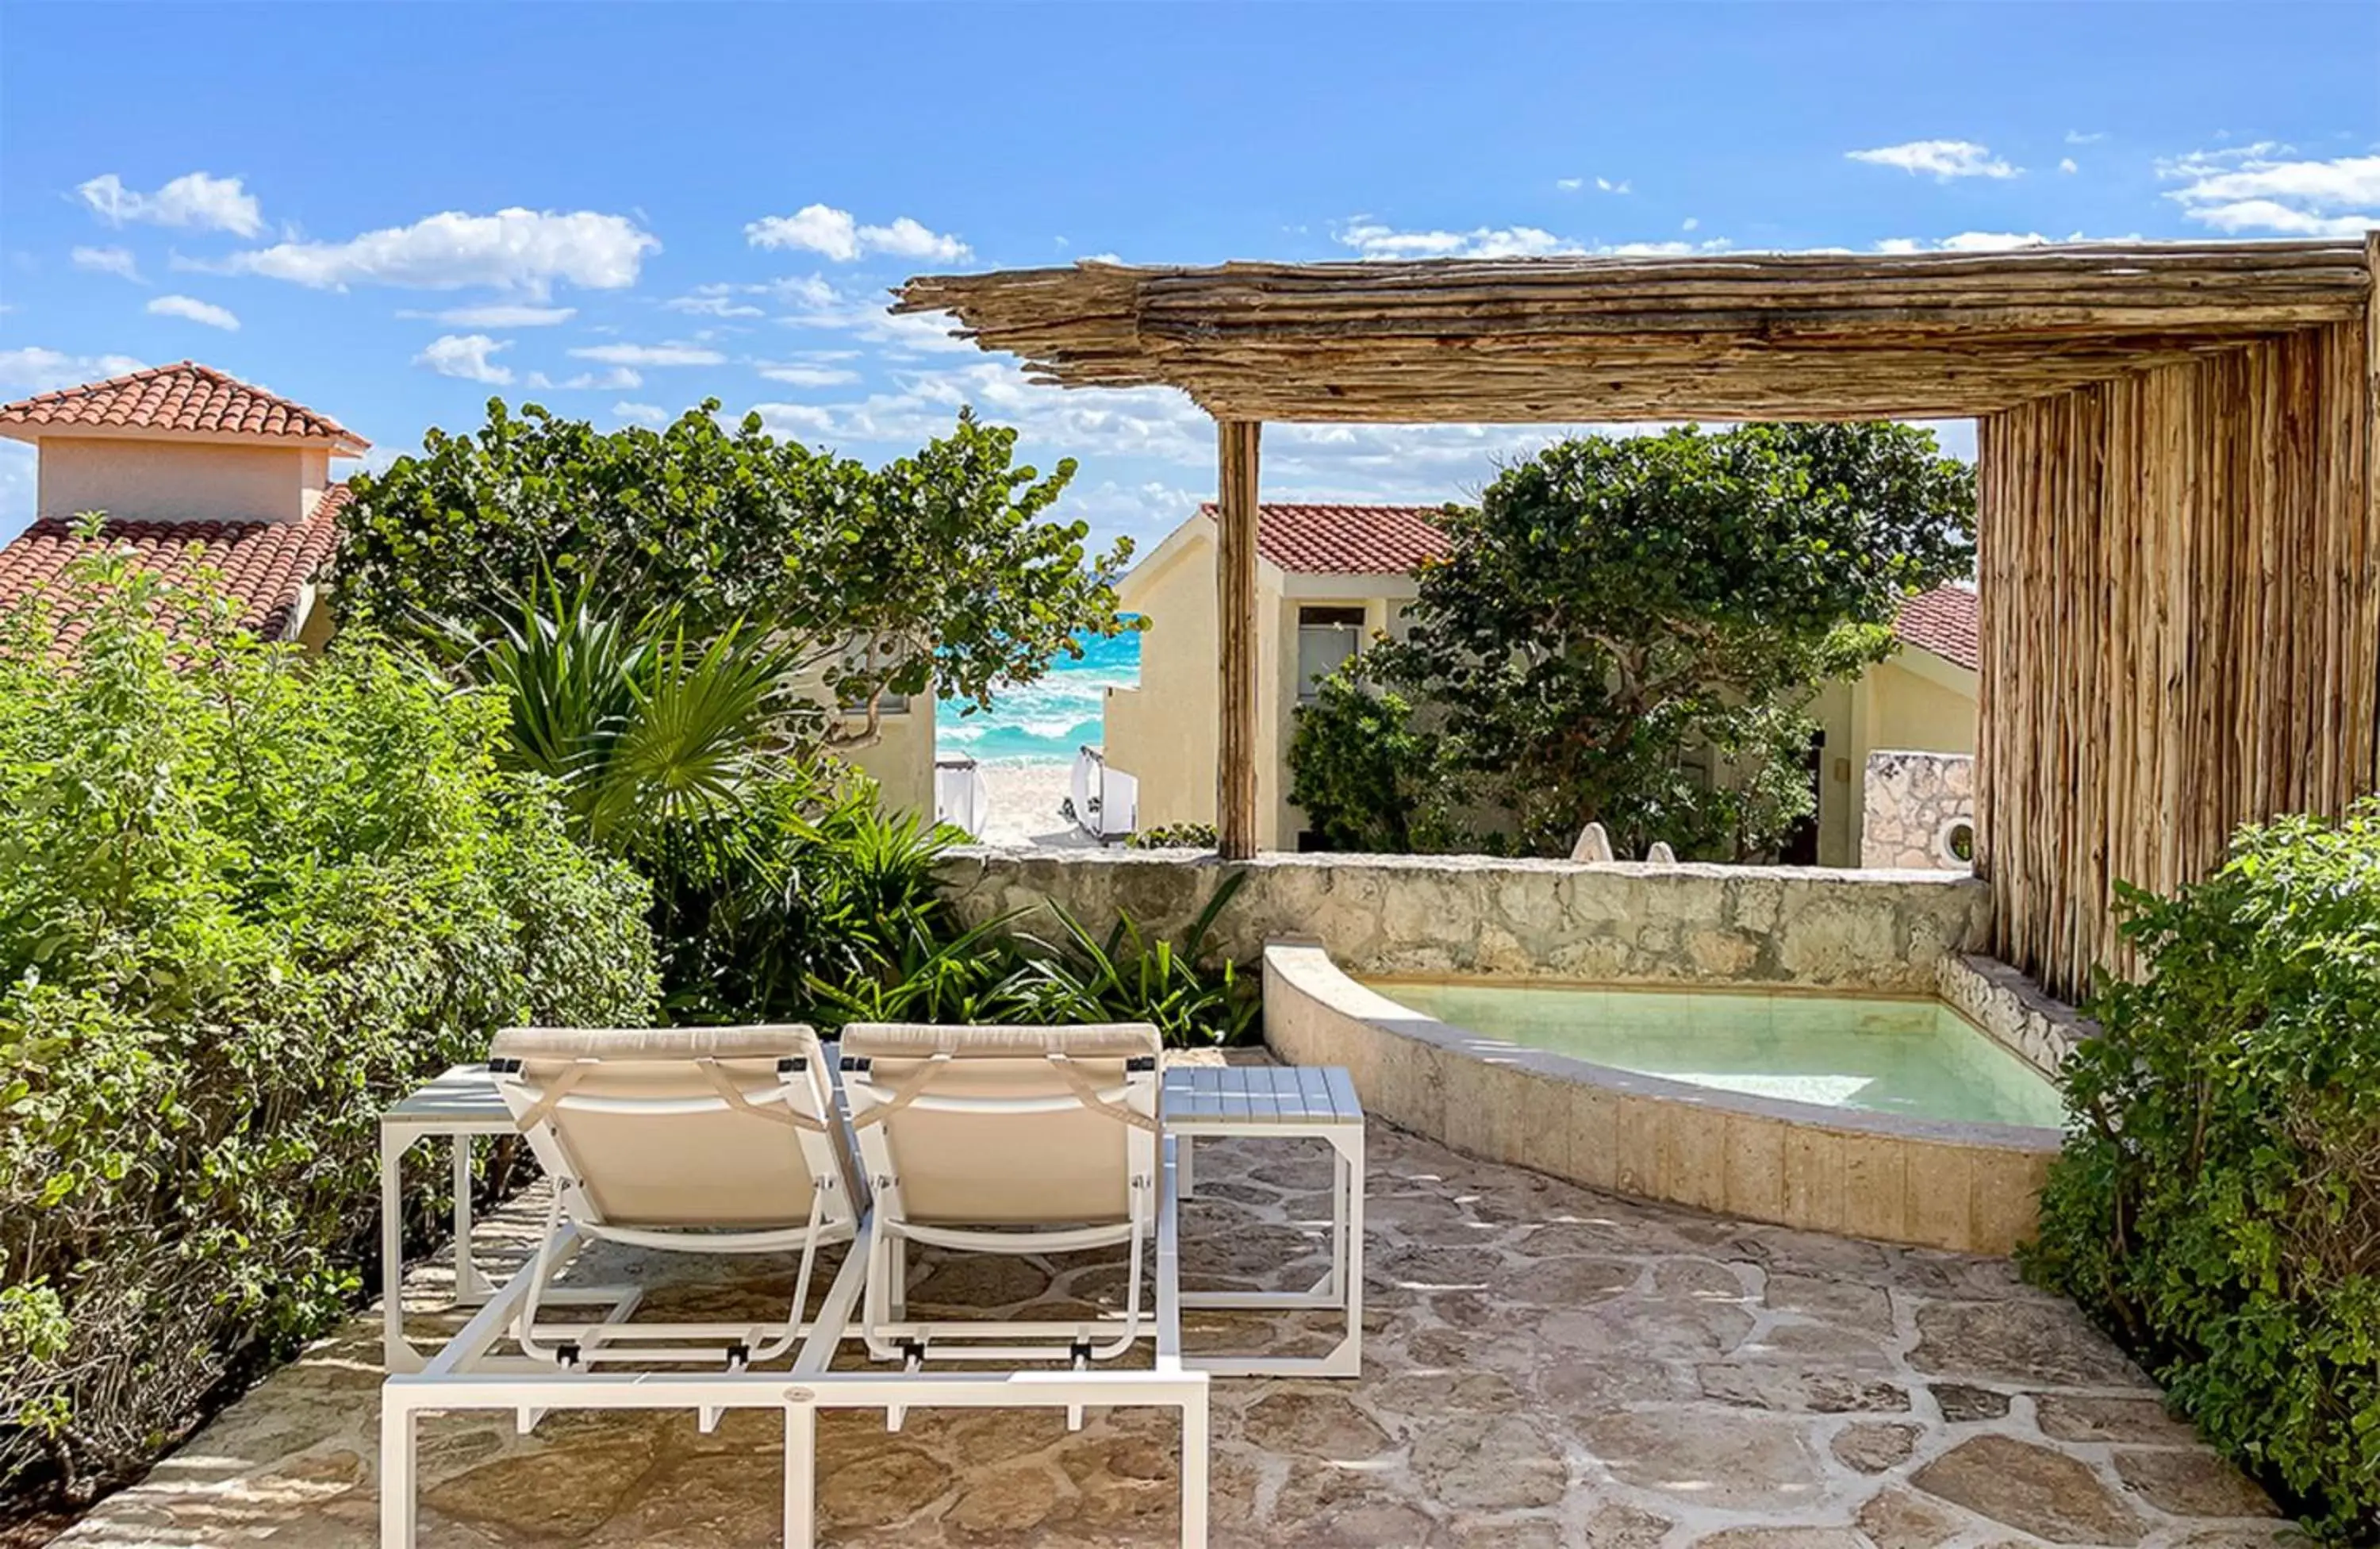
[808,874,1261,1049]
[641,770,965,1025]
[336,400,1140,731]
[425,575,812,850]
[1288,668,1460,854]
[1288,423,1974,859]
[0,532,656,1504]
[2023,802,2380,1541]
[1127,822,1218,851]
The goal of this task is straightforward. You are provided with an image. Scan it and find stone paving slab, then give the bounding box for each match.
[52,1123,2296,1548]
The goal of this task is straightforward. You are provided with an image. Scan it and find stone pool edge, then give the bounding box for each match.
[1263,940,2061,1255]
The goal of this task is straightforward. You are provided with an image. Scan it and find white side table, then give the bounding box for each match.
[1163,1063,1365,1378]
[379,1064,516,1372]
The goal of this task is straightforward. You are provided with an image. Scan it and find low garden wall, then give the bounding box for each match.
[940,848,1992,994]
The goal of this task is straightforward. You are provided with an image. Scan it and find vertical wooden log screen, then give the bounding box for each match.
[1215,420,1262,859]
[1975,309,2380,1001]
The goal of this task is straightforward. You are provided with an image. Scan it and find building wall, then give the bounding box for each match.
[37,436,322,525]
[1104,529,1226,832]
[841,699,937,821]
[1809,651,1977,867]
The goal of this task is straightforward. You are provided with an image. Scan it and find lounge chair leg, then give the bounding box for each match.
[1179,1135,1195,1199]
[1179,1387,1209,1548]
[782,1392,818,1547]
[379,1397,417,1547]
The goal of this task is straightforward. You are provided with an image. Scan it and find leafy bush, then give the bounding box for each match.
[1127,822,1218,851]
[1287,422,1974,859]
[2024,801,2380,1541]
[809,875,1261,1049]
[336,400,1138,735]
[0,540,656,1505]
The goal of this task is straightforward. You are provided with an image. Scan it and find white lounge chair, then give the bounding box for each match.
[380,1021,1208,1548]
[381,1024,859,1543]
[486,1023,861,1369]
[781,1021,1207,1544]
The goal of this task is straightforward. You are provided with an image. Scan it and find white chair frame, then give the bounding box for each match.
[839,1046,1163,1370]
[379,1144,1207,1548]
[489,1036,858,1371]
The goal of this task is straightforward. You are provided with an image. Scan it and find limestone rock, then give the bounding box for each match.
[2112,1449,2278,1518]
[2033,1393,2196,1444]
[1910,1301,2145,1388]
[1411,1414,1567,1510]
[1581,1411,1825,1512]
[1240,1391,1389,1459]
[1911,1434,2145,1544]
[1832,1421,1924,1474]
[1928,1382,2010,1422]
[1856,1486,1967,1549]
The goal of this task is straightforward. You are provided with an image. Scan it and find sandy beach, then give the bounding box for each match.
[974,759,1097,849]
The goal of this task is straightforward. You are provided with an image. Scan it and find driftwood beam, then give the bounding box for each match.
[1215,420,1262,861]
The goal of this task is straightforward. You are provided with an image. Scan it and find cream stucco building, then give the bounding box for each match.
[1101,502,1977,864]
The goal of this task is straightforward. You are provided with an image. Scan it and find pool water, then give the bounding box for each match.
[1361,979,2065,1129]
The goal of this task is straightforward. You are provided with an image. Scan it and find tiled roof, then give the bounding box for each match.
[0,485,349,650]
[1894,583,1979,671]
[1200,502,1451,576]
[0,361,368,450]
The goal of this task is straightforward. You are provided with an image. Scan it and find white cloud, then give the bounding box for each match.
[567,342,724,367]
[146,294,240,331]
[1595,177,1631,194]
[614,402,670,426]
[665,286,765,318]
[756,363,859,387]
[414,333,514,384]
[1681,217,1700,232]
[745,204,971,263]
[404,303,578,327]
[0,346,146,395]
[77,171,263,236]
[71,245,141,282]
[2159,148,2380,236]
[1874,230,2132,254]
[1335,218,1578,259]
[221,209,658,294]
[2058,158,2079,175]
[1333,217,1729,262]
[1844,140,2021,180]
[1554,178,1583,193]
[2065,130,2107,145]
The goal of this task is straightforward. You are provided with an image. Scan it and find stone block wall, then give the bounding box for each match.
[939,848,1990,994]
[1862,751,1976,871]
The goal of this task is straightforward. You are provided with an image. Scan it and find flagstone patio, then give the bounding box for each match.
[54,1122,2294,1548]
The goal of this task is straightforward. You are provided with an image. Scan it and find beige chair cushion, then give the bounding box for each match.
[491,1024,834,1230]
[840,1024,1160,1228]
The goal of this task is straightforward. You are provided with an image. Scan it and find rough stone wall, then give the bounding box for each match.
[1937,951,2096,1078]
[939,848,1990,994]
[1862,751,1976,871]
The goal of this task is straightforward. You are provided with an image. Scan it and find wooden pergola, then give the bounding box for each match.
[897,239,2380,999]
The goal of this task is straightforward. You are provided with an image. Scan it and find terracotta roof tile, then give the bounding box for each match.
[0,361,367,449]
[0,485,349,650]
[1894,583,1979,671]
[1199,502,1451,576]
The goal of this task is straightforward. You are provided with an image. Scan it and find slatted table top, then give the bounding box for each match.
[383,1063,508,1130]
[1161,1063,1363,1129]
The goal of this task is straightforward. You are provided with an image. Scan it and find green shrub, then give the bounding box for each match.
[0,539,656,1505]
[2024,801,2380,1541]
[1127,822,1218,851]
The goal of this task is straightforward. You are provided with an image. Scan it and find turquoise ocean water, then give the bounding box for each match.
[937,629,1142,765]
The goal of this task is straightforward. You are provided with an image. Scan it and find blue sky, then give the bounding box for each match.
[3,2,2374,555]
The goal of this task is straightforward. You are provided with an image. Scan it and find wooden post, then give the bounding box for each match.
[1215,420,1262,859]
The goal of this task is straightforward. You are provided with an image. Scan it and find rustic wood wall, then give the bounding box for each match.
[1975,317,2378,1001]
